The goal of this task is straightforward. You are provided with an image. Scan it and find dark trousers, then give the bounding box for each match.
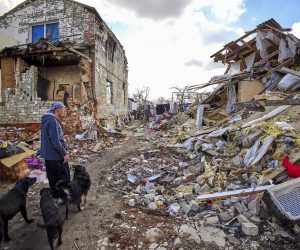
[45,160,70,198]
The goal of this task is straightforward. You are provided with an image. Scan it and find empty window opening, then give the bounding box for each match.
[37,75,51,101]
[121,82,126,106]
[106,37,116,62]
[106,81,113,104]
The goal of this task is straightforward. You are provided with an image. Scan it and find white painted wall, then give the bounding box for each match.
[0,0,85,47]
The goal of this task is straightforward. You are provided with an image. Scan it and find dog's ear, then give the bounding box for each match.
[74,165,85,171]
[25,177,36,187]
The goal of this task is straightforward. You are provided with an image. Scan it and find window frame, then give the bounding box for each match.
[31,22,59,43]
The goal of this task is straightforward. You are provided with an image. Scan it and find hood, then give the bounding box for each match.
[41,112,57,125]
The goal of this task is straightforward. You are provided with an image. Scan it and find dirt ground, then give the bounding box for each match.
[0,129,149,250]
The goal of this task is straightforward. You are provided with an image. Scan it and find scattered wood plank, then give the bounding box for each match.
[196,184,274,202]
[233,101,265,111]
[259,50,279,64]
[240,39,256,52]
[261,166,286,185]
[266,99,300,106]
[139,207,169,216]
[266,58,293,77]
[91,143,101,153]
[278,67,300,77]
[73,241,80,250]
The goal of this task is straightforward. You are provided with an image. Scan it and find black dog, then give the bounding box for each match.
[0,177,36,245]
[38,188,64,250]
[56,165,91,219]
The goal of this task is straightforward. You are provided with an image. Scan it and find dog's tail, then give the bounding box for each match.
[55,180,70,189]
[55,180,70,193]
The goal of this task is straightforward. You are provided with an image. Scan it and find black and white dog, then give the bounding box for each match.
[56,165,91,219]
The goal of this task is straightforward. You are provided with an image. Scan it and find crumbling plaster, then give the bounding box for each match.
[0,0,128,125]
[0,0,85,47]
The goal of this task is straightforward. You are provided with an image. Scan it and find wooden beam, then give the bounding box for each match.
[240,39,256,52]
[233,101,265,111]
[196,184,274,202]
[266,99,300,106]
[210,28,257,58]
[262,166,286,185]
[68,47,92,62]
[265,24,288,36]
[225,42,256,63]
[278,67,300,77]
[266,58,294,77]
[258,50,279,64]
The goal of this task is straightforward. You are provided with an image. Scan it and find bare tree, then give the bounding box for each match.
[132,86,150,104]
[171,85,190,105]
[131,86,151,120]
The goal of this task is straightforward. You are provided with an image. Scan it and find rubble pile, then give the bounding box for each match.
[0,124,125,181]
[66,19,300,248]
[103,99,300,248]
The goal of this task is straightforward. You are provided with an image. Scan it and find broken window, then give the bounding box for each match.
[106,81,113,104]
[105,37,116,62]
[32,23,59,43]
[121,82,126,106]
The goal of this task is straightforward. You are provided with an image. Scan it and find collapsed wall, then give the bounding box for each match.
[0,61,51,124]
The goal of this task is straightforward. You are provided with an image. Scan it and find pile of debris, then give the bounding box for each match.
[103,106,300,248]
[0,123,125,181]
[100,18,300,249]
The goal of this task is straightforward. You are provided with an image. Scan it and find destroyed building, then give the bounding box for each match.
[188,18,300,124]
[0,0,128,132]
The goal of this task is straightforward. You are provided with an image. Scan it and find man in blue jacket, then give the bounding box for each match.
[40,101,70,199]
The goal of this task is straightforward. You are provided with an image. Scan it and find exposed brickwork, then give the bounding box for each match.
[0,0,128,126]
[0,64,51,124]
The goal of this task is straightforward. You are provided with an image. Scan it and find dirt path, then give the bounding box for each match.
[1,130,141,250]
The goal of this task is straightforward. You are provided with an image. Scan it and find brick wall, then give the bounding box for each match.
[0,100,51,124]
[92,16,129,123]
[0,63,51,124]
[0,0,129,126]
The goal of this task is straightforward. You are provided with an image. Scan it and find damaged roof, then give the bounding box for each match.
[0,0,126,56]
[210,18,297,64]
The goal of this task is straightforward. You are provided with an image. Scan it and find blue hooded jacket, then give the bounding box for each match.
[40,112,67,160]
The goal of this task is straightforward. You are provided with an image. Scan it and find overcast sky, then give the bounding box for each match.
[1,0,300,100]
